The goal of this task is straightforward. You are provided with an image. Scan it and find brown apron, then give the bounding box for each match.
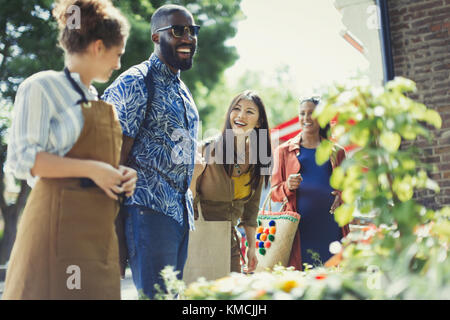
[2,95,123,299]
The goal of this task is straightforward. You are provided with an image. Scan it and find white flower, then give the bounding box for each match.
[329,241,343,254]
[373,105,385,117]
[273,292,294,300]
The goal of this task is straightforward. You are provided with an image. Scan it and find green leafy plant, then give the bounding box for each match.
[314,77,442,236]
[154,266,187,300]
[157,77,449,300]
[313,76,449,299]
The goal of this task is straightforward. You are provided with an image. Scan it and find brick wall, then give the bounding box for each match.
[388,0,450,209]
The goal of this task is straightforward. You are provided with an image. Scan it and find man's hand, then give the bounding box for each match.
[88,161,126,200]
[118,165,137,197]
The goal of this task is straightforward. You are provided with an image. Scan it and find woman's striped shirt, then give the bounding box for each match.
[5,70,98,186]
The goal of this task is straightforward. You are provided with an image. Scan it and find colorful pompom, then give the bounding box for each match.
[268,235,275,241]
[256,233,261,240]
[264,241,271,248]
[259,248,266,255]
[259,241,264,248]
[269,227,276,235]
[255,241,260,248]
[260,233,267,241]
[256,226,264,233]
[269,220,276,227]
[264,228,270,235]
[245,241,248,247]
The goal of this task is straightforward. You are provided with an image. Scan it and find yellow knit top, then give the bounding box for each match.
[231,171,252,200]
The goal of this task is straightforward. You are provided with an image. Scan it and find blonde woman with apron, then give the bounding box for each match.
[2,0,134,299]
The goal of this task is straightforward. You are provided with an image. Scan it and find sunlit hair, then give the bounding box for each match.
[53,0,130,54]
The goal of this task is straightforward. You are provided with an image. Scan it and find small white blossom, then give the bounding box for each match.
[329,241,343,254]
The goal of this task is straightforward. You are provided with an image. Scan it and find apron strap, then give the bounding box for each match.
[64,67,91,104]
[63,67,96,188]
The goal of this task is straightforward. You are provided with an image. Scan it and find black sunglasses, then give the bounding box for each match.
[155,25,201,38]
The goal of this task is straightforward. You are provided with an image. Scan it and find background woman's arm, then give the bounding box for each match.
[270,145,295,202]
[243,225,257,272]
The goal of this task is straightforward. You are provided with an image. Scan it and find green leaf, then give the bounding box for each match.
[438,206,450,218]
[410,102,427,119]
[424,109,442,129]
[399,124,417,140]
[393,175,414,202]
[342,187,357,204]
[350,126,370,147]
[386,77,417,93]
[332,124,346,140]
[314,103,338,129]
[316,139,333,165]
[432,221,450,242]
[330,166,344,190]
[401,159,416,171]
[379,131,401,153]
[334,204,355,227]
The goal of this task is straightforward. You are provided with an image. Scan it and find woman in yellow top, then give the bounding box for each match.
[191,90,272,273]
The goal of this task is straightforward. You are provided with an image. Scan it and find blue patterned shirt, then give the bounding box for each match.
[102,54,199,230]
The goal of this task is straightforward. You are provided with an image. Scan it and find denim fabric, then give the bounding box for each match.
[124,205,189,299]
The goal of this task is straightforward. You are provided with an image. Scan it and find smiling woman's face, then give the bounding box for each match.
[229,99,260,135]
[298,101,320,135]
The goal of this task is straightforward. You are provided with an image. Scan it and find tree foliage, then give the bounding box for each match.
[0,0,243,101]
[0,0,62,100]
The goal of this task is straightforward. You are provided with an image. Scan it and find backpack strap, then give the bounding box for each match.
[131,63,155,139]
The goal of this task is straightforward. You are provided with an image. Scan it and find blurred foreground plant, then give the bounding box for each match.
[158,77,449,300]
[313,76,449,299]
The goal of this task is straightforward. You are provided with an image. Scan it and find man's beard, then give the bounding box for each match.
[160,37,196,71]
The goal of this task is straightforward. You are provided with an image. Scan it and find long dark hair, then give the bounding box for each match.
[220,90,272,190]
[300,96,330,139]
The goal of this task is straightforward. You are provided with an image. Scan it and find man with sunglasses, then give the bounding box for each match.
[103,4,201,299]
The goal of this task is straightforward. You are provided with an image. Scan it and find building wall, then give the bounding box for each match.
[335,0,385,86]
[388,0,450,209]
